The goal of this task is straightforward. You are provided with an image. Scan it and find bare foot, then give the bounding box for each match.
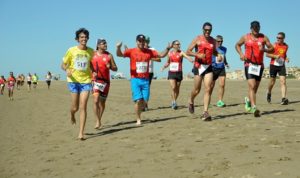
[94,120,102,129]
[77,137,86,141]
[136,119,142,126]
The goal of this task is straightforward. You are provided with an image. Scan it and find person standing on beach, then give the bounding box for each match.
[266,32,289,105]
[7,72,16,100]
[45,71,52,89]
[0,75,6,95]
[61,28,94,140]
[210,35,229,107]
[161,40,193,110]
[91,38,118,129]
[187,22,223,121]
[116,34,171,125]
[235,21,274,117]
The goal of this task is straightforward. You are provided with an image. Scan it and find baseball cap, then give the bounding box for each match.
[97,38,106,44]
[250,21,260,29]
[136,34,146,41]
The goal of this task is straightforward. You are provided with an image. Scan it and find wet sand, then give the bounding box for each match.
[0,79,299,178]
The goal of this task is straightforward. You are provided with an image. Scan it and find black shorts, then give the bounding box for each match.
[212,68,226,81]
[192,65,213,77]
[244,66,264,81]
[27,81,32,85]
[149,73,154,85]
[269,65,286,78]
[168,71,183,82]
[46,80,51,86]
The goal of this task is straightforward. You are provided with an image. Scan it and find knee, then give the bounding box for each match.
[71,106,79,112]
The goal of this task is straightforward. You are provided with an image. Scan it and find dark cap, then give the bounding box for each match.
[251,21,260,28]
[97,38,106,44]
[136,34,146,41]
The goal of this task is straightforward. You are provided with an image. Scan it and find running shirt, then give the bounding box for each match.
[46,74,52,81]
[0,78,6,85]
[212,46,227,69]
[124,48,158,78]
[91,51,111,82]
[194,35,216,68]
[168,50,183,72]
[63,46,94,83]
[7,76,16,86]
[32,75,38,83]
[244,33,265,66]
[270,42,288,66]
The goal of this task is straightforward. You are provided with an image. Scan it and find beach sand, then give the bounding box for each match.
[0,79,299,178]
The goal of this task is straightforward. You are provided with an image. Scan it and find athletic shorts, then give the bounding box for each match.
[46,80,51,86]
[269,65,286,78]
[130,78,150,102]
[27,81,32,85]
[168,71,183,82]
[192,65,213,77]
[244,66,264,81]
[92,80,110,99]
[212,67,226,81]
[33,82,37,85]
[68,82,92,93]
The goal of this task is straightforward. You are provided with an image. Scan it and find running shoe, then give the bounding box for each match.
[244,97,251,112]
[201,111,212,121]
[188,103,194,114]
[267,93,271,103]
[281,98,289,105]
[216,100,226,107]
[250,106,261,117]
[171,102,178,110]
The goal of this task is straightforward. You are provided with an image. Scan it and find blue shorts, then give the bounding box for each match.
[130,78,150,102]
[68,82,92,93]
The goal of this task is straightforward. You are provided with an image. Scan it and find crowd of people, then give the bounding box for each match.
[0,71,53,100]
[60,20,290,140]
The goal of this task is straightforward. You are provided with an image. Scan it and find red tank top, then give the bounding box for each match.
[270,42,288,65]
[91,51,111,82]
[169,50,183,72]
[245,33,265,65]
[194,35,215,67]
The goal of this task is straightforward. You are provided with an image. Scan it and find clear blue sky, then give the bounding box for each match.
[1,0,299,79]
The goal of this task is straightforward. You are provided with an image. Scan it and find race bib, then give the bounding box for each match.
[93,81,107,92]
[74,57,88,71]
[274,58,284,66]
[169,62,179,72]
[136,62,148,73]
[198,64,210,75]
[248,64,261,76]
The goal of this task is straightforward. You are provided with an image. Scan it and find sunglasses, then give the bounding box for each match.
[174,43,180,45]
[277,37,283,39]
[217,41,223,43]
[203,28,212,32]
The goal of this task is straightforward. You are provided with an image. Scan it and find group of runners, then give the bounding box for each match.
[0,72,53,100]
[61,20,290,140]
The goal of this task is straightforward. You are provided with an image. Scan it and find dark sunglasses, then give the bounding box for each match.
[174,43,180,45]
[217,40,223,43]
[277,37,283,39]
[203,28,212,32]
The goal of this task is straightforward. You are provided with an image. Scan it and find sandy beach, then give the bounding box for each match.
[0,79,299,178]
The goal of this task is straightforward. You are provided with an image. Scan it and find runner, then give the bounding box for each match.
[266,32,289,105]
[45,71,52,89]
[161,40,193,109]
[91,38,118,129]
[235,21,274,117]
[32,73,39,89]
[7,72,16,100]
[27,73,32,92]
[210,35,229,107]
[0,75,6,95]
[16,74,22,90]
[116,34,171,125]
[61,28,94,140]
[186,22,223,121]
[20,74,25,86]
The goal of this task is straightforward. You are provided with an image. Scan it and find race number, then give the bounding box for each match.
[274,57,284,66]
[198,64,210,75]
[169,62,179,72]
[93,81,107,92]
[74,57,88,71]
[136,62,148,73]
[248,64,261,76]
